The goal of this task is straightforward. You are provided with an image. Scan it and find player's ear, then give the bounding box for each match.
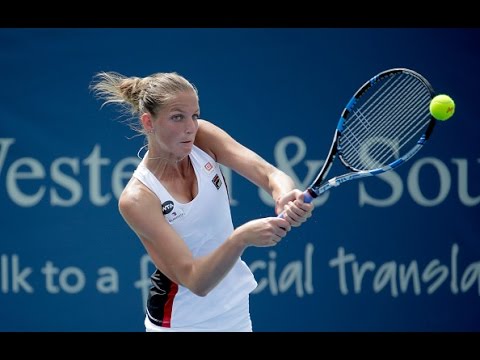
[141,113,154,133]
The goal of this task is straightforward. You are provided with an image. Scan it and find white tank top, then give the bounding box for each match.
[132,145,257,329]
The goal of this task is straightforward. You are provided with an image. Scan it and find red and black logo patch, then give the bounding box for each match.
[211,174,222,190]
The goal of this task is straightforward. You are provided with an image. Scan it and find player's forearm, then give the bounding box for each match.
[186,234,248,297]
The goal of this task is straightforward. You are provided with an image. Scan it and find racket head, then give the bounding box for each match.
[338,68,435,172]
[307,68,435,198]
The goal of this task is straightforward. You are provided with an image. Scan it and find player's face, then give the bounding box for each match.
[153,90,200,161]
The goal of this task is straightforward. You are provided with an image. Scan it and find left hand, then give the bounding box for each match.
[275,189,314,227]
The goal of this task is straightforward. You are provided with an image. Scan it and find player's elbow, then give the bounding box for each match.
[184,277,214,297]
[188,283,212,297]
[192,289,209,297]
[179,267,213,297]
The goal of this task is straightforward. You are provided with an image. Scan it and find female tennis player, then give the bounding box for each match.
[90,71,314,332]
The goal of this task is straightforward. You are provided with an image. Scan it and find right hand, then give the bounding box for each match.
[233,217,291,248]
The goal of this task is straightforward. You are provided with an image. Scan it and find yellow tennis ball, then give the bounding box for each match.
[430,94,455,121]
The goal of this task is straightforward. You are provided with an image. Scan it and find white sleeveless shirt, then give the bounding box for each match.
[132,145,257,330]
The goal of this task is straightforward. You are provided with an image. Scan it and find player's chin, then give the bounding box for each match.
[179,141,194,152]
[176,144,193,158]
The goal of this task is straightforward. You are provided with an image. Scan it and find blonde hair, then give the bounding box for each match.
[90,71,198,135]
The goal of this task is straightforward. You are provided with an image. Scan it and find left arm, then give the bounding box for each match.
[194,120,313,225]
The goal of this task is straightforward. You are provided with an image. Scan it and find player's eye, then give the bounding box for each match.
[171,114,184,121]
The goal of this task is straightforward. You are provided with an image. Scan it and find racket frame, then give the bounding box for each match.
[304,68,436,203]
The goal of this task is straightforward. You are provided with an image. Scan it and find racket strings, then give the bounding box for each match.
[349,85,429,166]
[356,76,425,140]
[346,74,423,150]
[343,101,429,169]
[360,76,430,152]
[343,75,413,155]
[340,73,432,170]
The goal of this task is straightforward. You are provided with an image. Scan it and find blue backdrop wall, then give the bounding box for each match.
[1,28,479,331]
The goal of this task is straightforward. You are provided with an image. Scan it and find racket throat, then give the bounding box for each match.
[306,188,318,199]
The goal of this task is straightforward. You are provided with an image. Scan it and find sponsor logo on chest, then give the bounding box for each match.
[162,200,185,223]
[211,173,222,190]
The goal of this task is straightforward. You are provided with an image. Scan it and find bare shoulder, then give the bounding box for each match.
[195,119,220,161]
[197,119,216,131]
[196,118,266,172]
[118,178,160,220]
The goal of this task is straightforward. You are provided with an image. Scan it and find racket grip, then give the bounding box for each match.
[302,189,314,204]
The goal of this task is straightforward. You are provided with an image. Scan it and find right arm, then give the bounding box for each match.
[119,178,291,297]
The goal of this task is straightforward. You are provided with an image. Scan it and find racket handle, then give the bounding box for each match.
[302,189,314,204]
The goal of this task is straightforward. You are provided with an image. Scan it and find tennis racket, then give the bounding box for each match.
[296,67,436,205]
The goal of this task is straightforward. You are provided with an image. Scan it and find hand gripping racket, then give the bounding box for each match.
[300,67,436,204]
